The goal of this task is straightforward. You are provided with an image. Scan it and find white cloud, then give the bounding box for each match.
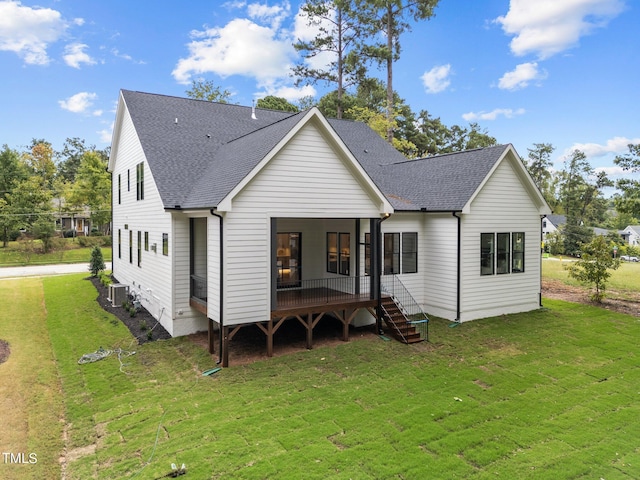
[595,165,627,177]
[495,0,624,59]
[421,64,452,94]
[0,0,70,65]
[98,122,114,143]
[63,43,95,68]
[564,136,640,158]
[247,1,290,29]
[462,108,525,122]
[58,92,99,114]
[172,17,296,86]
[498,62,547,90]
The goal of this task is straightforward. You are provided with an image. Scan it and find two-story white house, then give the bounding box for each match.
[108,90,551,365]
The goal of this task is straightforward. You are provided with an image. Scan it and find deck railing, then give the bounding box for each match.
[276,276,372,309]
[381,275,429,341]
[190,274,207,301]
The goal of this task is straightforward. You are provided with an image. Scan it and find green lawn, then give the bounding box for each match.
[1,274,638,479]
[543,257,640,299]
[0,239,112,267]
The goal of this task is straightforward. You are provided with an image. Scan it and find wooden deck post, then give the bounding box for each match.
[306,314,313,349]
[266,320,274,357]
[222,325,230,367]
[208,318,215,354]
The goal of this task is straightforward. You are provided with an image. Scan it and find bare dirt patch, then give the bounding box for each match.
[187,317,379,366]
[0,339,9,364]
[542,279,640,318]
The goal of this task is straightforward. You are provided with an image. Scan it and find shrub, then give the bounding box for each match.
[89,246,106,277]
[98,271,112,287]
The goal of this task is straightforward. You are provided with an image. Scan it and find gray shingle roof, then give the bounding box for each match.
[119,90,513,212]
[546,214,567,227]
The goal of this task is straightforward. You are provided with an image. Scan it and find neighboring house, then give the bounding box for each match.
[542,214,566,241]
[621,225,640,245]
[108,90,551,365]
[53,198,91,236]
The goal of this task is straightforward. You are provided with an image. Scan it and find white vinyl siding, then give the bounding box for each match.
[110,106,175,335]
[378,214,426,305]
[422,214,458,319]
[459,158,541,321]
[207,215,221,324]
[223,122,385,326]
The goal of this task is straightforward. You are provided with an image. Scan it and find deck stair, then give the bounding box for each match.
[380,275,429,344]
[380,297,423,344]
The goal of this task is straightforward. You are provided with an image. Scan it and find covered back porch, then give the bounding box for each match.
[200,216,386,366]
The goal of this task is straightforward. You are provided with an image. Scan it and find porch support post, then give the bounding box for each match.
[306,314,313,349]
[266,320,274,357]
[222,325,230,367]
[370,218,382,333]
[342,309,349,341]
[355,219,360,294]
[270,218,278,310]
[208,318,215,354]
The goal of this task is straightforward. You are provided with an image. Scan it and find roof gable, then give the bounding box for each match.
[214,108,393,213]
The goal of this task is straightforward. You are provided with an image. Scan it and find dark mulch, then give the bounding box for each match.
[88,275,379,365]
[88,276,171,344]
[0,339,9,364]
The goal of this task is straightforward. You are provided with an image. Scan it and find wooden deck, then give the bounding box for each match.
[209,286,383,367]
[273,287,377,317]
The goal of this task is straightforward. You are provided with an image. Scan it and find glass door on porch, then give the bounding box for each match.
[277,232,301,288]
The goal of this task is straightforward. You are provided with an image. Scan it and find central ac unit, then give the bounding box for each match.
[108,284,129,307]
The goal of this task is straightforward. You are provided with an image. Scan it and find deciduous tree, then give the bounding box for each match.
[0,145,27,246]
[256,96,299,112]
[185,80,232,103]
[614,143,640,218]
[67,151,111,233]
[565,235,620,302]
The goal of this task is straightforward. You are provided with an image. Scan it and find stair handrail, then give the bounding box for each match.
[379,301,407,343]
[381,275,429,341]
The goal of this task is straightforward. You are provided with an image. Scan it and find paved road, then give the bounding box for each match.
[0,262,112,279]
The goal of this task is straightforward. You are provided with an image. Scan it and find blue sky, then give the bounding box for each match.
[1,0,638,183]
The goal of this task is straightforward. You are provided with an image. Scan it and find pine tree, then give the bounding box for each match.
[89,246,105,277]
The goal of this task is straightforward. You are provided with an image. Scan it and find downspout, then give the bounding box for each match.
[210,208,224,365]
[452,212,461,322]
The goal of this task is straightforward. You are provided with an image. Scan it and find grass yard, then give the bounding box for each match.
[0,239,112,267]
[0,278,65,480]
[543,257,640,300]
[1,274,639,479]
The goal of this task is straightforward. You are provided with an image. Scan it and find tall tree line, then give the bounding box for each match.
[0,138,110,248]
[523,143,640,255]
